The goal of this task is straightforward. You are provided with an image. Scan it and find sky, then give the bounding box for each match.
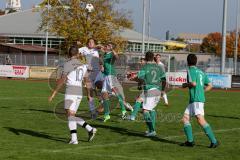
[0,0,238,40]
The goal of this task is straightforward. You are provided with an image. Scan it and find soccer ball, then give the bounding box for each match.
[86,3,94,12]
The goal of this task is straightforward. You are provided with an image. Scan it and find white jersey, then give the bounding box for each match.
[79,47,100,72]
[66,65,88,87]
[63,58,88,95]
[157,61,165,72]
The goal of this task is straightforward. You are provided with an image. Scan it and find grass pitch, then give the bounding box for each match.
[0,79,240,160]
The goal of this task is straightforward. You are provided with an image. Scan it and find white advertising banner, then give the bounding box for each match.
[166,72,232,88]
[166,72,187,86]
[0,65,30,78]
[207,73,232,88]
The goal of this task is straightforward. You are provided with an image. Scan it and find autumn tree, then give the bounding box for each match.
[200,32,222,54]
[39,0,132,52]
[201,32,240,57]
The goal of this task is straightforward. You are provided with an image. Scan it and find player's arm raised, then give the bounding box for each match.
[48,75,67,102]
[112,50,119,60]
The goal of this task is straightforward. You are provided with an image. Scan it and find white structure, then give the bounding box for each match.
[5,0,21,11]
[178,33,207,44]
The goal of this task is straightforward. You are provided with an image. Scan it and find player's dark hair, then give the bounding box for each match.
[145,51,154,62]
[154,53,161,62]
[68,45,79,57]
[106,42,116,50]
[187,54,197,66]
[140,57,145,61]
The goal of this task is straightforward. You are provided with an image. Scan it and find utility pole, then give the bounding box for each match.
[44,0,49,66]
[142,0,146,54]
[147,0,151,51]
[234,0,239,75]
[221,0,228,74]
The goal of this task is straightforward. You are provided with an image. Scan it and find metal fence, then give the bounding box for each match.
[1,52,239,75]
[121,53,240,75]
[0,53,61,67]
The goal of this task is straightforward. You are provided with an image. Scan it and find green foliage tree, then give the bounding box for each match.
[39,0,133,52]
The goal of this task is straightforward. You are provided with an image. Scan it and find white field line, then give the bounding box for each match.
[0,97,48,100]
[58,152,155,160]
[43,127,240,153]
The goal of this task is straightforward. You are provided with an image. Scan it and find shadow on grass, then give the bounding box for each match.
[207,114,240,120]
[3,127,67,143]
[93,124,181,145]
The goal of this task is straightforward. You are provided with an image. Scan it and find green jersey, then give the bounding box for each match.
[137,63,166,91]
[103,52,116,76]
[187,66,210,103]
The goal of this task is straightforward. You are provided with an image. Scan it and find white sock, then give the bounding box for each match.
[89,99,96,112]
[75,116,93,132]
[68,116,77,141]
[163,93,168,104]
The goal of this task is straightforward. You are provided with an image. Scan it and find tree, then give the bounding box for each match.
[39,0,133,52]
[200,32,240,57]
[200,32,222,54]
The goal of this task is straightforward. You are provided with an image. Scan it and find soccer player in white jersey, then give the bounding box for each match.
[49,46,97,144]
[154,54,169,106]
[79,38,100,119]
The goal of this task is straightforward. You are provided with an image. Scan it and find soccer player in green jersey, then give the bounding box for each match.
[129,51,166,136]
[101,42,132,122]
[181,54,219,148]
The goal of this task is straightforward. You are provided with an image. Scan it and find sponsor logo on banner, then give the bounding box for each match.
[0,65,29,78]
[12,66,27,75]
[207,73,232,88]
[166,72,187,86]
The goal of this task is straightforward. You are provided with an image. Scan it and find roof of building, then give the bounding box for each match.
[118,28,165,44]
[178,33,207,40]
[0,43,58,53]
[0,8,163,44]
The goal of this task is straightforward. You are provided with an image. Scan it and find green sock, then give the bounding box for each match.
[144,112,154,132]
[184,122,194,142]
[103,99,110,116]
[149,110,157,131]
[116,94,126,112]
[131,102,142,118]
[202,123,217,144]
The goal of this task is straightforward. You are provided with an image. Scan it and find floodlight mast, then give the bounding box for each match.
[221,0,228,74]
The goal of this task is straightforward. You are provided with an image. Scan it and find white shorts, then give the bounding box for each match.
[64,94,83,112]
[184,102,204,117]
[140,88,161,111]
[101,75,125,99]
